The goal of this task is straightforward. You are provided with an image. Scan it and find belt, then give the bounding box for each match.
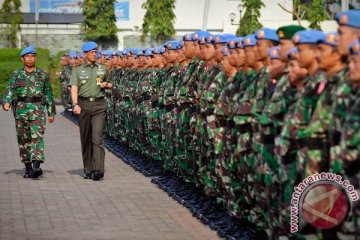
[79,96,104,102]
[296,138,329,150]
[164,105,173,111]
[261,133,275,144]
[236,123,252,132]
[17,96,43,103]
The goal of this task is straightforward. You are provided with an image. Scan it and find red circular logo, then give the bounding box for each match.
[301,183,349,229]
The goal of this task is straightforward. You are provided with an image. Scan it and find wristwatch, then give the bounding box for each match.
[72,103,78,108]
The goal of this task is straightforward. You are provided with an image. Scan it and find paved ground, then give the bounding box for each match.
[0,106,220,240]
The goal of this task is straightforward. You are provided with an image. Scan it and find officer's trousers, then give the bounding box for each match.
[78,98,106,174]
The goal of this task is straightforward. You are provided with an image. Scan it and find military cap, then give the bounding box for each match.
[243,34,257,47]
[123,49,132,56]
[349,40,360,55]
[235,37,244,48]
[255,28,279,42]
[116,50,123,57]
[153,46,165,54]
[193,30,211,41]
[165,41,181,50]
[287,47,299,60]
[183,33,194,42]
[82,41,98,52]
[336,10,360,29]
[20,46,36,57]
[96,52,102,59]
[267,46,280,60]
[221,46,230,56]
[104,50,114,59]
[292,30,325,45]
[144,49,153,56]
[318,32,338,47]
[68,50,78,59]
[276,25,306,40]
[212,34,236,44]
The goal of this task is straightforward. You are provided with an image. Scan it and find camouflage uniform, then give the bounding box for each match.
[59,65,72,107]
[2,67,56,163]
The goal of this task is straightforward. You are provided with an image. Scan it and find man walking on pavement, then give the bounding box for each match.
[2,46,56,179]
[70,41,113,181]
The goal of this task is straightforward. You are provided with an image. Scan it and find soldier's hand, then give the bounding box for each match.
[100,82,108,89]
[2,102,10,111]
[48,116,55,124]
[73,105,81,115]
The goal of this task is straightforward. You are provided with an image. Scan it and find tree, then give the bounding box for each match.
[81,0,118,49]
[141,0,176,45]
[0,0,22,48]
[277,0,328,30]
[237,0,264,36]
[307,0,327,30]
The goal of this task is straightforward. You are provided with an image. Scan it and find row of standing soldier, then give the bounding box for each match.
[59,10,360,239]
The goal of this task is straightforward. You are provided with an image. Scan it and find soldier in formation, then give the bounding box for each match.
[59,9,360,239]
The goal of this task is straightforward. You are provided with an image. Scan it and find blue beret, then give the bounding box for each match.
[243,34,257,47]
[165,41,181,50]
[221,46,230,56]
[20,46,36,57]
[227,37,244,49]
[96,52,102,59]
[144,49,153,56]
[123,49,132,56]
[287,47,299,60]
[82,41,98,52]
[212,34,236,44]
[153,47,165,54]
[116,50,123,57]
[183,33,194,42]
[193,31,211,42]
[267,46,280,60]
[336,10,360,29]
[318,32,338,47]
[293,30,325,45]
[68,50,78,59]
[255,28,279,42]
[349,40,360,55]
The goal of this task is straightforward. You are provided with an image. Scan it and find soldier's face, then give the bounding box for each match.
[228,49,238,67]
[85,50,97,63]
[269,59,285,80]
[279,39,294,62]
[244,46,256,67]
[297,44,318,68]
[22,54,36,68]
[317,43,340,71]
[193,42,200,57]
[256,40,271,61]
[166,50,177,63]
[214,44,225,63]
[337,26,360,56]
[236,48,246,67]
[221,57,234,77]
[349,55,360,82]
[200,44,215,61]
[183,41,195,59]
[288,59,307,86]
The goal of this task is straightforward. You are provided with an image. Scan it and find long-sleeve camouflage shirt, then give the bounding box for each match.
[2,67,56,120]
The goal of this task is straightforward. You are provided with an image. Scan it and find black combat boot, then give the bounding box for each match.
[31,161,43,179]
[23,163,33,178]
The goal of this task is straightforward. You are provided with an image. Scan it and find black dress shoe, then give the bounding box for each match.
[31,168,43,178]
[83,172,92,179]
[92,170,104,181]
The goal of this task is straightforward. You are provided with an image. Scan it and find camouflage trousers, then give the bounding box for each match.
[118,100,129,144]
[176,105,197,183]
[148,104,162,161]
[160,107,176,171]
[60,81,70,107]
[16,117,46,163]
